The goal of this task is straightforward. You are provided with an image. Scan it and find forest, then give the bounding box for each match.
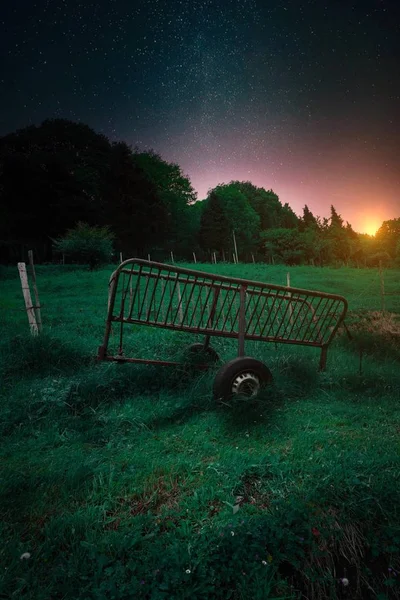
[1,118,399,266]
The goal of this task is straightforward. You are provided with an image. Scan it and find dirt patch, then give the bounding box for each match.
[112,475,184,518]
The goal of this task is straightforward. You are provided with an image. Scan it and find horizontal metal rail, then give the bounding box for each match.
[99,259,348,369]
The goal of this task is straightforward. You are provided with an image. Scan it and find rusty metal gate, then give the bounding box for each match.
[98,259,347,399]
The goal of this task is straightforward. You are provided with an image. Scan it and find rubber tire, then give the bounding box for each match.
[187,343,219,362]
[213,356,272,401]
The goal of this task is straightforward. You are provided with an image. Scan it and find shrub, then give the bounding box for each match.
[53,222,114,269]
[366,250,391,268]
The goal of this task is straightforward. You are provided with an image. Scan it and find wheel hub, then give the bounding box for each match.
[231,372,260,397]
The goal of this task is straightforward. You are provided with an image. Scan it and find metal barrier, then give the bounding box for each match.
[98,259,348,399]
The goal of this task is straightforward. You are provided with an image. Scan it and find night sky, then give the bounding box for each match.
[1,0,399,234]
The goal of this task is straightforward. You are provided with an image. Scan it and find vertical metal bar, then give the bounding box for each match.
[124,264,134,318]
[128,272,134,316]
[261,291,287,339]
[206,286,220,328]
[160,280,166,322]
[127,265,143,320]
[220,285,238,332]
[243,288,257,333]
[154,272,169,322]
[325,300,347,345]
[300,294,324,342]
[188,280,206,328]
[247,290,270,336]
[214,284,231,329]
[307,296,330,342]
[176,274,184,324]
[319,300,341,343]
[217,289,227,327]
[272,293,297,340]
[146,268,160,322]
[172,273,186,326]
[197,280,204,325]
[181,277,198,325]
[258,290,279,338]
[165,273,179,323]
[319,346,328,370]
[279,293,303,341]
[238,285,247,357]
[203,286,221,347]
[292,298,314,340]
[197,281,214,329]
[138,266,153,319]
[229,290,242,333]
[107,273,116,312]
[118,275,130,355]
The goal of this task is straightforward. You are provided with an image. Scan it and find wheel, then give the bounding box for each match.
[186,343,219,362]
[213,357,272,401]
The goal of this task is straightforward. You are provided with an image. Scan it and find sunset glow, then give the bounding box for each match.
[1,1,399,234]
[362,220,380,236]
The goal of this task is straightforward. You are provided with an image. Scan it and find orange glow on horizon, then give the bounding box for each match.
[361,220,380,236]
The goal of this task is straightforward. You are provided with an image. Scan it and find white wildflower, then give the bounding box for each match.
[186,569,191,574]
[20,553,31,560]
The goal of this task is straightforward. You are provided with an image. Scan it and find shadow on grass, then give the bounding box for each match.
[216,387,283,433]
[62,361,215,412]
[65,355,323,433]
[0,341,334,439]
[0,333,92,381]
[143,355,322,435]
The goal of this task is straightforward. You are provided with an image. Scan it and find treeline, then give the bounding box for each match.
[0,118,399,266]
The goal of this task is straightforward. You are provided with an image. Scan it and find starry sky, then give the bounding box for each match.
[1,0,399,234]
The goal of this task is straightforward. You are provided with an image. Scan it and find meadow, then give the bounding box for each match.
[1,262,400,599]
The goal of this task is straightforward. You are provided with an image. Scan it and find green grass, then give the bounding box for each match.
[1,262,400,599]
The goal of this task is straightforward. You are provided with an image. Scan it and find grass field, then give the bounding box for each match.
[1,262,400,599]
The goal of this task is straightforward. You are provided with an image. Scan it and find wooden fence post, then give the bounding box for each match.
[18,263,38,336]
[232,230,239,264]
[28,250,42,333]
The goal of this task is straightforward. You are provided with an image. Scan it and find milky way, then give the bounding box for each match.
[1,0,399,232]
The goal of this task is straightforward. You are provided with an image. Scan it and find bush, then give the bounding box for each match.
[53,222,114,269]
[366,250,391,268]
